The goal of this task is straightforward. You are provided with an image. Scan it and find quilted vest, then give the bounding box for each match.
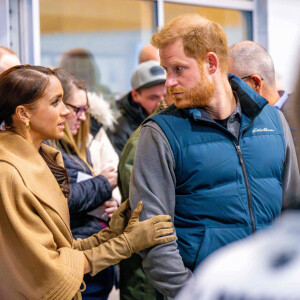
[147,75,285,271]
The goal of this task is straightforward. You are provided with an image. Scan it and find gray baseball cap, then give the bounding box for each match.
[131,60,166,90]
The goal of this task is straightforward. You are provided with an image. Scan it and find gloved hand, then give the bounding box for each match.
[109,198,131,235]
[74,199,132,251]
[83,201,175,276]
[122,201,175,253]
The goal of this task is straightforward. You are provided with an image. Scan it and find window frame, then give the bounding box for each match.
[1,0,267,65]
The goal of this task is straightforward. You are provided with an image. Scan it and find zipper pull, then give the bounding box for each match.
[234,144,244,165]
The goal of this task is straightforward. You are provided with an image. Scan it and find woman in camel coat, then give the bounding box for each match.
[0,65,175,300]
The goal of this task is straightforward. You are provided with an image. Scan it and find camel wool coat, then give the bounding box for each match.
[0,130,89,300]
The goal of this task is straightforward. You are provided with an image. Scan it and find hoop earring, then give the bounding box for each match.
[25,121,30,131]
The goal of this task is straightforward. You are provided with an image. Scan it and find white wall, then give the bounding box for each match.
[268,0,300,93]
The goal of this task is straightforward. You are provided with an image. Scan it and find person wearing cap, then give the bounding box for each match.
[107,60,166,156]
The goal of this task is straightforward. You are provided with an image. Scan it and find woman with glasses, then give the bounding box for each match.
[49,68,120,300]
[0,65,175,300]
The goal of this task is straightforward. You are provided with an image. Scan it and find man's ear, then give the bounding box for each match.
[131,90,140,103]
[15,105,30,124]
[250,75,263,94]
[205,52,218,75]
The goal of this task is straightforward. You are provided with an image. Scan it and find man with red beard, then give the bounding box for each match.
[129,14,299,299]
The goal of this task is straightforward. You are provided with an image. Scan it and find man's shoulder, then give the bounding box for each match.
[257,103,282,122]
[280,93,294,113]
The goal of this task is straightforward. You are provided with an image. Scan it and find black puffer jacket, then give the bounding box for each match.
[107,92,148,156]
[90,116,103,139]
[59,148,112,239]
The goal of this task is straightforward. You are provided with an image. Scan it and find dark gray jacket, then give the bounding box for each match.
[107,92,148,156]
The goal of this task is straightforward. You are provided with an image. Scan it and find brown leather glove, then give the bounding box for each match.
[74,199,132,251]
[83,201,175,276]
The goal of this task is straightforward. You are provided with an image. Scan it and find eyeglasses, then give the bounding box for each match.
[65,103,89,116]
[241,74,264,81]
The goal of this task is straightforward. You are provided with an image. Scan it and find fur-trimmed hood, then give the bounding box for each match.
[88,92,116,130]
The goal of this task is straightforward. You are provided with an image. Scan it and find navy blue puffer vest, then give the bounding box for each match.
[148,75,285,271]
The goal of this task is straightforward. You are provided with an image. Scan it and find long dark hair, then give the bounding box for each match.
[0,65,70,197]
[0,65,56,126]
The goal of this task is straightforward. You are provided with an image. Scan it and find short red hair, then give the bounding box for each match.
[151,14,228,72]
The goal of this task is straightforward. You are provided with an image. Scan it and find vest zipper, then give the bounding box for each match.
[233,141,256,233]
[199,115,257,233]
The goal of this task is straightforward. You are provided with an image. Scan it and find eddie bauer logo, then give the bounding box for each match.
[252,128,275,133]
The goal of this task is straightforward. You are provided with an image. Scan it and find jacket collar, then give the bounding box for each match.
[228,73,268,119]
[183,74,268,122]
[117,92,148,124]
[0,131,72,239]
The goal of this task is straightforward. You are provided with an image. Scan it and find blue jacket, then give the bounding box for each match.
[149,75,285,271]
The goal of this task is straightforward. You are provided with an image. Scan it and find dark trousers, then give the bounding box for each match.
[82,266,114,300]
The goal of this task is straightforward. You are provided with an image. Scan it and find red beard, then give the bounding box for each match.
[170,76,215,109]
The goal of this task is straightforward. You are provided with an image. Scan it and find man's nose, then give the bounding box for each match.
[165,75,178,88]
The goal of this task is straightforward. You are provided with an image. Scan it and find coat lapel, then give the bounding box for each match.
[0,131,73,240]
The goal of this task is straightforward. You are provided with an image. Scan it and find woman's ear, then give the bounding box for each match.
[15,105,30,124]
[205,52,218,75]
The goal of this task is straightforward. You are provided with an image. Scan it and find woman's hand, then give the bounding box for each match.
[123,201,176,253]
[104,198,118,218]
[82,201,175,276]
[100,166,117,189]
[108,199,131,235]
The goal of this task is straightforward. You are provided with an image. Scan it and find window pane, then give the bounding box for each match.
[164,3,252,46]
[40,0,155,100]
